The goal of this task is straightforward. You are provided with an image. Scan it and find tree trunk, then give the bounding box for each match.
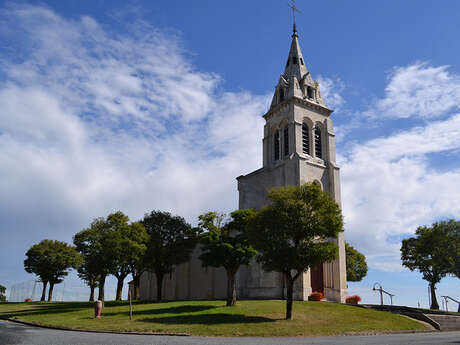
[156,273,164,302]
[40,281,48,302]
[430,282,439,310]
[89,284,95,302]
[47,282,54,302]
[115,276,124,301]
[98,275,106,302]
[285,275,294,320]
[226,271,237,306]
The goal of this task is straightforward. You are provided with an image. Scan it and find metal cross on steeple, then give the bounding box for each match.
[288,0,301,33]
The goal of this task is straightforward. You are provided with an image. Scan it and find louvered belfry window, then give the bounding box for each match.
[315,126,322,159]
[302,123,309,154]
[274,131,280,161]
[284,125,289,156]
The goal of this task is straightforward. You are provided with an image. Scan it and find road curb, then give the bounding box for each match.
[0,317,190,336]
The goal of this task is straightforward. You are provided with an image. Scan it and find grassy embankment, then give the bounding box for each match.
[0,300,429,336]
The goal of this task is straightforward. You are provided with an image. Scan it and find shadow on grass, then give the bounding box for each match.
[0,302,92,318]
[140,313,277,325]
[103,305,217,317]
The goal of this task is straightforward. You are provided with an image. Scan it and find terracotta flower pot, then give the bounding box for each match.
[94,300,103,318]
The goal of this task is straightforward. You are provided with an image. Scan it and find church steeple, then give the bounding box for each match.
[270,25,326,109]
[237,9,347,304]
[284,24,308,82]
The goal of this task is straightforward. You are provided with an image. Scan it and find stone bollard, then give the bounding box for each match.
[94,300,103,319]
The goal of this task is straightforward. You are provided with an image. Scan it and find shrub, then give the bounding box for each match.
[345,295,362,305]
[24,298,32,302]
[308,292,324,301]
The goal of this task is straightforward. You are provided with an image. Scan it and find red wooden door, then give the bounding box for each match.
[310,264,324,293]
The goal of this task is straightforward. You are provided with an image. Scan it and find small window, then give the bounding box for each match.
[314,127,322,159]
[286,58,290,67]
[300,58,304,65]
[307,87,314,99]
[279,88,284,102]
[292,57,297,65]
[284,126,289,156]
[274,131,280,161]
[302,123,309,154]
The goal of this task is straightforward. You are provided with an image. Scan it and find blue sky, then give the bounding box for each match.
[1,0,459,308]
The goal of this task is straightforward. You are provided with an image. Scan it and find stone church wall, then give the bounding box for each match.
[139,245,227,301]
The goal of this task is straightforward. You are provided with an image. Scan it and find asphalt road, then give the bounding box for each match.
[1,320,460,345]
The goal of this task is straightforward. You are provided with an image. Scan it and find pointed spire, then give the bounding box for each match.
[270,23,327,109]
[284,25,308,82]
[292,23,298,38]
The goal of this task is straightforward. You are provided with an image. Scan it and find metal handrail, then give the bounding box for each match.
[441,295,460,313]
[373,283,395,306]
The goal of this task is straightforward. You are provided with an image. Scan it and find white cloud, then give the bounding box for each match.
[317,76,345,112]
[366,62,460,119]
[340,114,460,271]
[0,4,268,287]
[334,63,460,272]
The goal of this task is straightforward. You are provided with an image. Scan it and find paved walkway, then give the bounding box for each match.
[1,320,460,345]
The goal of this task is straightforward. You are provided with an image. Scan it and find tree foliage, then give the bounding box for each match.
[77,259,99,301]
[0,284,6,302]
[445,220,460,279]
[124,221,149,300]
[248,183,343,319]
[74,217,115,301]
[24,239,82,301]
[199,210,257,306]
[106,213,148,301]
[345,242,368,282]
[142,210,199,301]
[74,211,147,301]
[401,222,453,310]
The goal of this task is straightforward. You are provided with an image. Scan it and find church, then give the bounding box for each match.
[139,24,348,303]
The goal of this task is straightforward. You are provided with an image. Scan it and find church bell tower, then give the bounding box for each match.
[237,24,348,303]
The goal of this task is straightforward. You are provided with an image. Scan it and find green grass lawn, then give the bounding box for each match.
[0,300,429,336]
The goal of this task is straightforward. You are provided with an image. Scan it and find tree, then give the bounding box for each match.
[0,284,6,302]
[248,183,343,320]
[142,210,199,301]
[74,211,147,302]
[198,210,257,306]
[107,215,148,301]
[401,222,453,310]
[74,217,114,302]
[127,222,150,300]
[445,220,460,312]
[445,220,460,279]
[77,260,99,301]
[345,242,368,282]
[24,240,82,301]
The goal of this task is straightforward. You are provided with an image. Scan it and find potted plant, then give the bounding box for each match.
[308,292,324,301]
[345,295,362,305]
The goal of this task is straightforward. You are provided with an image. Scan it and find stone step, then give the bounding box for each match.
[426,314,460,331]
